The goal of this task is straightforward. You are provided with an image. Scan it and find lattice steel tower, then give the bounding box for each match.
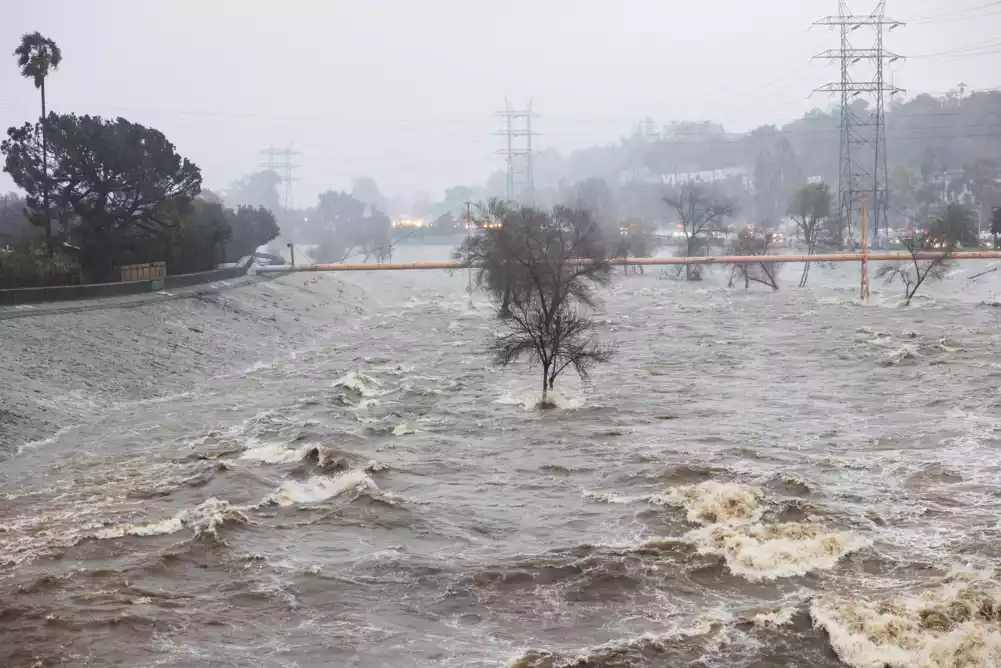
[495,100,538,205]
[814,1,903,243]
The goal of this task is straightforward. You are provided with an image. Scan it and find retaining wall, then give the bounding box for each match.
[0,256,255,306]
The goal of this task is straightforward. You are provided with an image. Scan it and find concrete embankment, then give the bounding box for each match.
[0,273,366,455]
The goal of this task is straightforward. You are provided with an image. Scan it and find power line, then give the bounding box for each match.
[909,8,1001,24]
[909,37,1001,58]
[904,1,1001,22]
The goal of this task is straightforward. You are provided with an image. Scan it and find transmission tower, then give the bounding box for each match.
[814,1,904,243]
[260,143,300,210]
[495,100,539,205]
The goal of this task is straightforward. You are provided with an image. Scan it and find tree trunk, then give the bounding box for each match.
[40,79,52,257]
[540,362,550,407]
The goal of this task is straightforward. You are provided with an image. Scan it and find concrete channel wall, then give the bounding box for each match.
[0,256,256,306]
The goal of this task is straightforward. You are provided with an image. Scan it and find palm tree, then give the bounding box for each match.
[14,32,62,255]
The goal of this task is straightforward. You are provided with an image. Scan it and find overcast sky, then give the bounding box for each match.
[2,0,999,205]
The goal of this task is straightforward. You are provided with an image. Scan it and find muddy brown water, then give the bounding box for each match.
[3,249,1001,667]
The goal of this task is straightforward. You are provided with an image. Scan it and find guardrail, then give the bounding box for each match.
[0,256,255,306]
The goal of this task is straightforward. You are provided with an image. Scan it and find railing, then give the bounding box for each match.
[0,256,255,306]
[120,262,166,282]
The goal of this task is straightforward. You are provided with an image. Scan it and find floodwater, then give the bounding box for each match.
[3,248,1001,667]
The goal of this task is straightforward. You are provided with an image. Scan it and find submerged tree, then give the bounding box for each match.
[876,204,974,305]
[615,218,658,275]
[462,203,615,407]
[663,184,735,280]
[788,182,832,287]
[14,32,62,255]
[726,230,780,290]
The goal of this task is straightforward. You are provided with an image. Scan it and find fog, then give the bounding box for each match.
[1,0,998,204]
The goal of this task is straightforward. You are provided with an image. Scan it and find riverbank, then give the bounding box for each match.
[0,273,366,456]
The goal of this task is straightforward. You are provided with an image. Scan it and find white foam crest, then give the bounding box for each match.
[240,442,308,464]
[651,481,765,525]
[495,388,583,410]
[685,522,871,581]
[883,344,920,365]
[96,498,247,540]
[582,490,643,504]
[391,423,415,436]
[333,371,385,397]
[812,581,1001,668]
[751,604,800,627]
[15,424,81,456]
[242,360,275,374]
[266,470,377,506]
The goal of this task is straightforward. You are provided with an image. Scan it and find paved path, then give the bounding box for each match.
[0,274,267,321]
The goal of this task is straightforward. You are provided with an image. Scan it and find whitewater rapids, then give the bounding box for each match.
[2,248,1001,667]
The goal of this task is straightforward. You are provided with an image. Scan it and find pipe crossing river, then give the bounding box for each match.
[256,251,1001,273]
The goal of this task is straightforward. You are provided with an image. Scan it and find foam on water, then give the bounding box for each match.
[333,371,385,397]
[96,498,247,540]
[685,522,871,581]
[265,470,377,506]
[583,490,643,504]
[240,441,308,464]
[652,481,765,525]
[496,388,584,410]
[812,579,1001,668]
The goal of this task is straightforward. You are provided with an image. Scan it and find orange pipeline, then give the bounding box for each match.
[256,251,1001,273]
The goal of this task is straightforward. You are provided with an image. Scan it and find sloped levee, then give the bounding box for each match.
[0,272,366,456]
[0,255,258,306]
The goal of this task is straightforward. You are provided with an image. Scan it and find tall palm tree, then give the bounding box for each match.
[14,32,62,255]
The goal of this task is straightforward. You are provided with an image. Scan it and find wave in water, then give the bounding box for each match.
[812,578,1001,668]
[95,498,247,540]
[652,481,765,525]
[684,522,871,581]
[495,384,584,410]
[240,442,351,470]
[653,480,868,580]
[264,470,377,506]
[507,613,725,668]
[333,371,385,397]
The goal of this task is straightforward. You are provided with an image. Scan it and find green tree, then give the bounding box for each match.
[788,183,832,287]
[14,32,62,255]
[3,113,202,281]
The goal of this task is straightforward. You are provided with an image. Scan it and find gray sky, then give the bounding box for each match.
[2,1,998,205]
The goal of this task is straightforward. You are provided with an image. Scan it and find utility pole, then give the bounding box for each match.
[814,1,904,246]
[495,100,539,205]
[465,200,473,308]
[860,194,870,300]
